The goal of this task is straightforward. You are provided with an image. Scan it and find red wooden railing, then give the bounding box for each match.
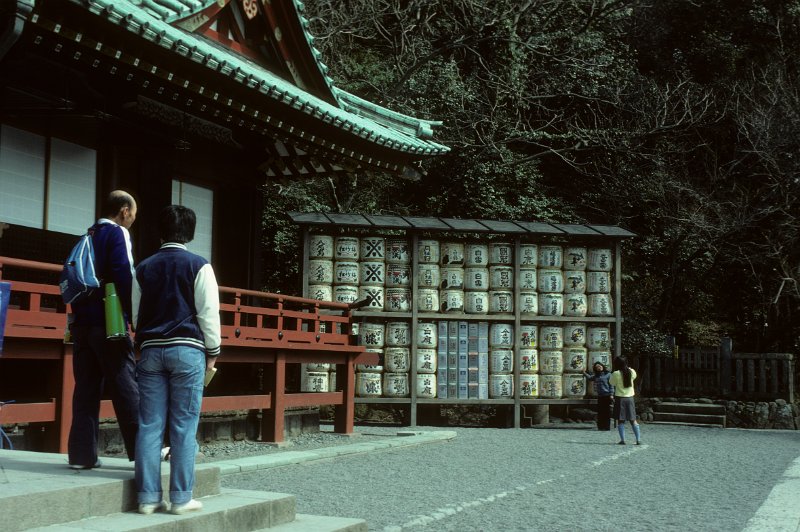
[0,256,375,451]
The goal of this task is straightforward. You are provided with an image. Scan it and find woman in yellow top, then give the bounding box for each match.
[609,356,641,445]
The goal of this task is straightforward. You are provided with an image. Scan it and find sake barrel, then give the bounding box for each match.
[356,348,383,372]
[563,347,587,373]
[564,293,588,317]
[519,291,538,316]
[539,374,563,398]
[589,350,612,370]
[563,374,586,397]
[563,322,587,346]
[384,347,411,372]
[518,267,538,290]
[539,350,564,374]
[489,323,514,348]
[358,322,385,348]
[416,348,437,374]
[464,291,489,314]
[587,327,611,350]
[564,271,587,294]
[489,242,513,265]
[588,294,614,316]
[489,374,514,398]
[416,322,438,348]
[489,349,514,373]
[418,239,440,264]
[308,284,333,302]
[588,248,613,271]
[384,288,411,312]
[519,243,538,266]
[440,290,465,313]
[518,348,539,374]
[489,290,513,314]
[519,324,538,348]
[385,238,410,263]
[417,288,439,312]
[538,245,563,268]
[538,293,564,316]
[587,271,611,293]
[385,264,411,287]
[563,247,587,270]
[464,267,490,290]
[333,284,358,304]
[308,259,333,284]
[360,261,385,286]
[358,286,384,311]
[418,263,441,288]
[385,321,411,347]
[305,362,332,372]
[308,235,334,259]
[334,236,359,260]
[538,269,564,293]
[440,267,465,290]
[360,236,385,261]
[333,260,359,285]
[300,371,329,392]
[540,326,564,349]
[441,242,465,265]
[416,373,437,398]
[383,372,410,397]
[465,243,489,266]
[489,266,514,289]
[519,374,539,398]
[355,371,382,397]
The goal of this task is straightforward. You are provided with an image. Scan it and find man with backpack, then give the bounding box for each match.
[67,190,139,469]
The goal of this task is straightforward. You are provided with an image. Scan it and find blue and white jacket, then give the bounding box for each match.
[132,243,221,356]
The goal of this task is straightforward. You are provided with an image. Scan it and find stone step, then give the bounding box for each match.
[651,412,727,427]
[649,421,725,429]
[1,458,219,531]
[654,402,726,415]
[27,488,296,531]
[259,513,368,532]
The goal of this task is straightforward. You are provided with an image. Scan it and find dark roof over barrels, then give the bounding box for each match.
[288,212,636,239]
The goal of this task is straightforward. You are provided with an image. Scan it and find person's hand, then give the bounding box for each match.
[206,355,217,371]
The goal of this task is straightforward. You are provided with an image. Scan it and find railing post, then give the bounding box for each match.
[334,354,355,435]
[720,337,732,397]
[261,351,286,443]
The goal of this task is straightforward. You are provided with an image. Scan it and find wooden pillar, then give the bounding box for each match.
[334,355,355,434]
[262,352,286,443]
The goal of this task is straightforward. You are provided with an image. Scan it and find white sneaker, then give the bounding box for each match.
[170,499,202,515]
[160,446,171,461]
[69,459,102,470]
[138,501,167,514]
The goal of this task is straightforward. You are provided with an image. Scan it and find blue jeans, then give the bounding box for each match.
[68,325,139,465]
[135,345,204,505]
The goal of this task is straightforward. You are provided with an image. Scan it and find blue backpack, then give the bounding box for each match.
[59,229,101,305]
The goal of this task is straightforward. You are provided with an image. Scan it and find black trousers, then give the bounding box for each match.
[596,395,613,430]
[68,325,139,464]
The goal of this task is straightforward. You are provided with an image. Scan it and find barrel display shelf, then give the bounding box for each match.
[291,212,633,429]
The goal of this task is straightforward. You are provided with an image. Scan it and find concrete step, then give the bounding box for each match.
[651,412,726,427]
[649,421,725,429]
[654,402,726,415]
[27,488,296,531]
[1,456,219,531]
[259,513,368,532]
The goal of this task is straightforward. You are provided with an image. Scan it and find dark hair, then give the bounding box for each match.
[612,356,632,387]
[103,190,135,218]
[593,362,607,374]
[158,205,195,244]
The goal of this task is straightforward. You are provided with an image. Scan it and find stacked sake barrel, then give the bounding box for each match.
[355,322,385,397]
[415,321,437,398]
[585,325,613,396]
[488,322,514,398]
[384,321,412,397]
[518,323,539,398]
[416,239,441,313]
[587,248,614,317]
[439,241,465,313]
[562,322,587,397]
[307,235,335,302]
[358,236,387,311]
[332,236,360,305]
[487,242,514,315]
[300,363,332,392]
[384,237,412,312]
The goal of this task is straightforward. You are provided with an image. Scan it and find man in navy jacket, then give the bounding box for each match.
[68,190,139,469]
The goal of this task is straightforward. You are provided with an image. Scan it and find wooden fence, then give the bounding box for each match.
[636,338,795,402]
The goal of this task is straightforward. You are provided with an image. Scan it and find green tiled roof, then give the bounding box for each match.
[77,0,449,157]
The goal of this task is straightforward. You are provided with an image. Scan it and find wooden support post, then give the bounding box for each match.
[262,352,286,443]
[334,357,355,435]
[720,337,732,397]
[528,404,549,425]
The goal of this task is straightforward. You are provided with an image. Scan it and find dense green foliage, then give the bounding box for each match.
[262,0,800,354]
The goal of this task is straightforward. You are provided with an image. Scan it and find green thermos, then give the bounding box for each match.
[104,283,127,339]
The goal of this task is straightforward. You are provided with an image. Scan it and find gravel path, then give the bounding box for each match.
[220,423,800,531]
